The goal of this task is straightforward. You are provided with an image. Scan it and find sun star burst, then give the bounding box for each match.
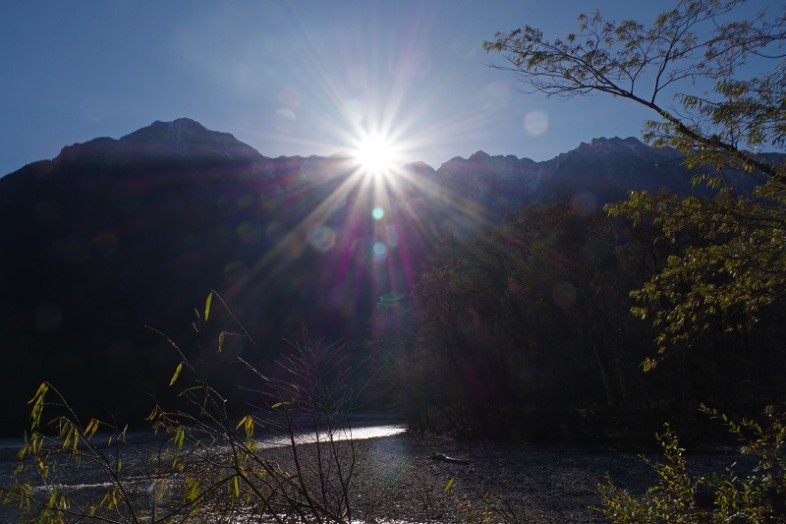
[352,132,401,177]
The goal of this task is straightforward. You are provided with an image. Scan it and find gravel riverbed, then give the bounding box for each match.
[263,432,742,523]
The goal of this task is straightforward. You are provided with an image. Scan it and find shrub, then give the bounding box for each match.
[2,292,366,523]
[596,404,786,522]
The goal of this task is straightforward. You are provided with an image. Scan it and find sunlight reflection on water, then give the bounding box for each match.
[1,425,408,488]
[0,425,412,523]
[256,424,406,449]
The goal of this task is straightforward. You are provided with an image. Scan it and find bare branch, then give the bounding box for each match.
[484,0,786,182]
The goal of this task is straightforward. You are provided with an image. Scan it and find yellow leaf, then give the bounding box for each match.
[28,383,48,404]
[186,479,201,502]
[84,418,100,439]
[169,362,183,387]
[235,415,254,438]
[204,292,213,322]
[173,426,185,449]
[146,405,163,422]
[171,426,185,467]
[444,477,456,495]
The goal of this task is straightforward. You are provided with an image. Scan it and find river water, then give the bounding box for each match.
[0,424,407,523]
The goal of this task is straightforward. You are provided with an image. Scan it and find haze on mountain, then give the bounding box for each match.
[1,118,764,436]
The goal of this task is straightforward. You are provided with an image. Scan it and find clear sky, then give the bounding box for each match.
[0,1,769,176]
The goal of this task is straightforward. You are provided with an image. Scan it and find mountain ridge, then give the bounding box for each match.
[4,117,667,179]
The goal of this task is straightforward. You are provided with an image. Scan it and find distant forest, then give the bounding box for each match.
[369,200,786,442]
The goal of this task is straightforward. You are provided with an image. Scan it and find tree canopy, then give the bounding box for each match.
[485,0,786,365]
[484,0,785,179]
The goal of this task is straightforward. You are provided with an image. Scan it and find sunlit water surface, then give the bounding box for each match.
[0,424,409,523]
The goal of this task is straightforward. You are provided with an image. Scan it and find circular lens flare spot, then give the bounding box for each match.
[372,207,385,220]
[309,226,336,252]
[524,110,549,136]
[373,242,387,258]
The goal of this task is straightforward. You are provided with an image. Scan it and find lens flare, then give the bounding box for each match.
[523,110,549,136]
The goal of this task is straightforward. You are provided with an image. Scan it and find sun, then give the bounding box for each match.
[352,132,401,177]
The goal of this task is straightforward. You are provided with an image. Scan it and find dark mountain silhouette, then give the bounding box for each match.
[0,118,760,435]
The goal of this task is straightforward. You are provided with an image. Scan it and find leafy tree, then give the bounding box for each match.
[484,0,786,363]
[485,1,786,518]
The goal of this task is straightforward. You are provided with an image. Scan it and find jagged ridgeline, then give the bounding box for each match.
[0,118,760,436]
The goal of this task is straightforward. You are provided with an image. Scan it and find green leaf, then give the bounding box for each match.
[169,362,183,387]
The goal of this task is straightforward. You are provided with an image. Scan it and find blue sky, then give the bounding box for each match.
[0,1,770,176]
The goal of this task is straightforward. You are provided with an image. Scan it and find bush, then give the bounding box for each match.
[596,404,786,522]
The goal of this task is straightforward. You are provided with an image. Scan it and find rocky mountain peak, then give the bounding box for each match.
[575,136,645,153]
[118,118,259,161]
[468,150,491,161]
[47,118,263,169]
[121,118,208,143]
